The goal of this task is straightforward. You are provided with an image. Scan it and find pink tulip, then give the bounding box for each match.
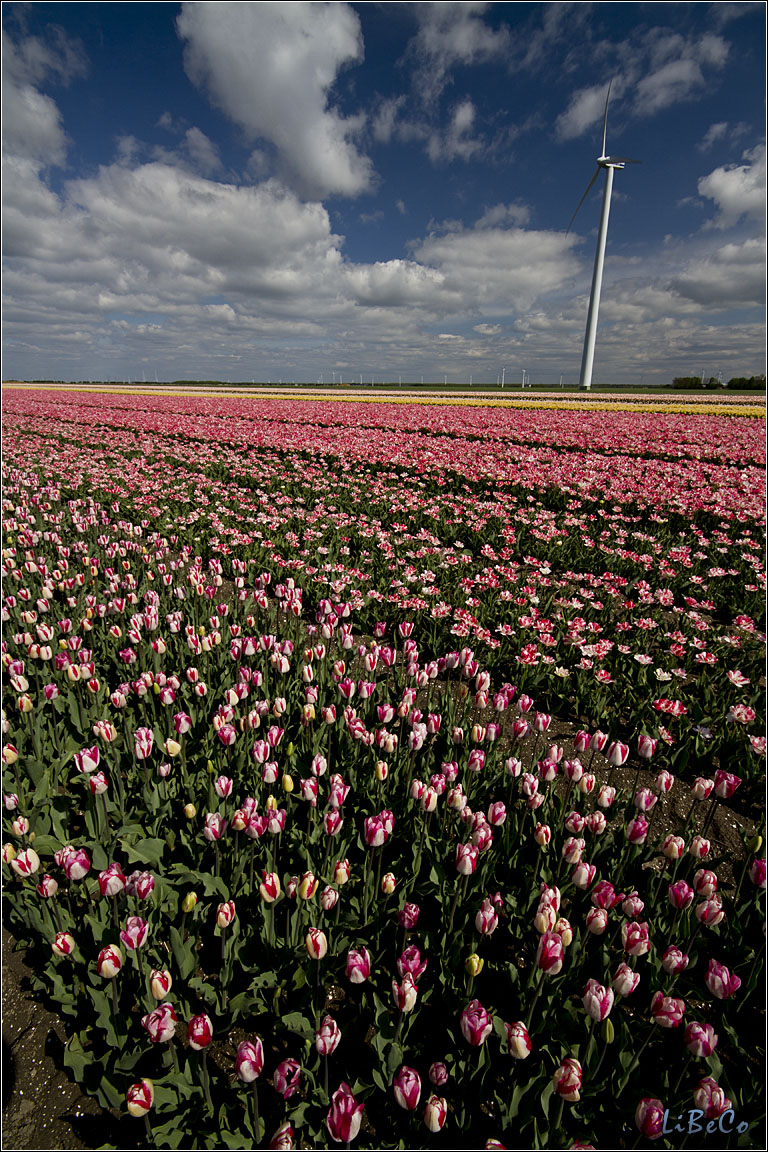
[591,880,618,909]
[393,1065,421,1111]
[397,945,428,982]
[626,817,649,845]
[98,862,126,898]
[689,835,710,860]
[120,915,148,951]
[398,902,420,929]
[392,973,418,1012]
[536,931,564,975]
[345,947,371,984]
[583,979,614,1021]
[693,1076,732,1120]
[97,944,124,979]
[622,893,644,918]
[750,858,766,888]
[607,741,629,767]
[622,921,650,957]
[637,735,658,759]
[306,928,328,960]
[613,961,641,997]
[187,1013,213,1050]
[326,1083,363,1144]
[203,812,227,841]
[553,1057,582,1101]
[586,907,608,935]
[423,1094,448,1132]
[705,959,741,1000]
[571,860,596,890]
[456,843,479,875]
[685,1021,718,1057]
[62,848,91,881]
[142,1002,177,1043]
[693,868,717,897]
[691,777,714,800]
[597,785,616,808]
[661,946,689,974]
[74,745,100,774]
[651,990,685,1028]
[504,1020,532,1059]
[273,1058,301,1099]
[126,1079,154,1117]
[695,895,724,927]
[635,1097,665,1140]
[661,834,685,860]
[268,1122,294,1150]
[460,998,493,1046]
[315,1015,341,1055]
[573,730,590,753]
[668,880,694,910]
[475,897,499,936]
[150,968,173,1000]
[713,770,741,799]
[52,931,75,957]
[216,900,236,928]
[235,1037,264,1082]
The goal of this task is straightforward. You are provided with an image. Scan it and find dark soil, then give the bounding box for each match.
[1,924,129,1150]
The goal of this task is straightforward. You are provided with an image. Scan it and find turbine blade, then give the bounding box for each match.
[600,79,613,158]
[567,166,601,234]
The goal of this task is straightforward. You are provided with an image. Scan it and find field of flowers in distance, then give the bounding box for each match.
[2,386,765,1150]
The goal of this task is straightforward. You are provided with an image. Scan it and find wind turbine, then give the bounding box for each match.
[570,81,640,391]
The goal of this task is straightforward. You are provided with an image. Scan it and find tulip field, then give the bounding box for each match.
[1,385,766,1149]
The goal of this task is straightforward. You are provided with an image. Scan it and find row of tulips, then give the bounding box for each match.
[1,389,765,1148]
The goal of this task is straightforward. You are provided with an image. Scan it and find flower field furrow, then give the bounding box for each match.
[2,387,765,1150]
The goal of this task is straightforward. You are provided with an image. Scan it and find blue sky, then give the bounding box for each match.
[2,2,765,385]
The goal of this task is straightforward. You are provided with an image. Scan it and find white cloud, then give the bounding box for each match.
[413,226,579,314]
[476,202,531,229]
[697,143,766,228]
[177,1,373,198]
[427,98,482,163]
[183,127,223,176]
[697,121,749,152]
[1,26,86,167]
[670,237,766,306]
[407,2,510,105]
[555,82,614,143]
[556,31,730,141]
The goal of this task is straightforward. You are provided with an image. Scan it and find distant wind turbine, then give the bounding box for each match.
[569,80,640,391]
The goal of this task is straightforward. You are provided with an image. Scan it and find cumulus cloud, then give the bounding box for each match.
[1,26,87,167]
[413,225,580,314]
[670,237,766,306]
[476,203,531,228]
[177,1,373,198]
[697,142,766,228]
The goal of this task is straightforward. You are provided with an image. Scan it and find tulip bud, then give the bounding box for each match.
[306,928,327,960]
[126,1079,154,1117]
[465,953,484,977]
[182,891,198,913]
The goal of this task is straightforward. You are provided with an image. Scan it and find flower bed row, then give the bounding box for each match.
[2,390,765,1149]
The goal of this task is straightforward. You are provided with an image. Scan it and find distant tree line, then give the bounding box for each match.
[672,374,766,390]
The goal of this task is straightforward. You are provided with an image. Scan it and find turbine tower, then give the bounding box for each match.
[570,81,639,391]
